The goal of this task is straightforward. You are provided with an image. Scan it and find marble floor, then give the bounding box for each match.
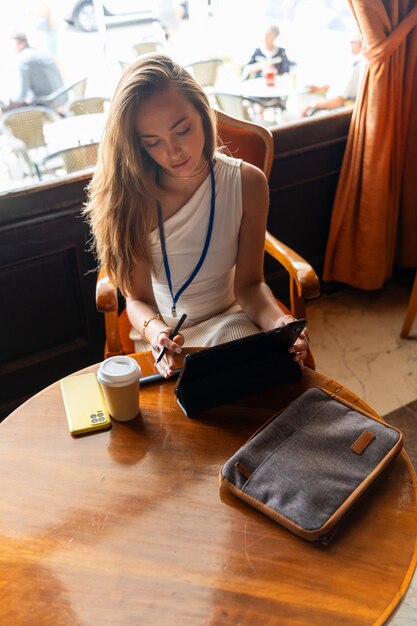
[306,277,417,626]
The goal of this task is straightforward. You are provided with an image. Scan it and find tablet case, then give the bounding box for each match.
[174,319,306,417]
[220,387,403,543]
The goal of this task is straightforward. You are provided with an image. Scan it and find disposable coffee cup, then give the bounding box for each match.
[97,356,141,421]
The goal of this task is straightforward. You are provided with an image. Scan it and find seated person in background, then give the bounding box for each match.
[83,54,309,379]
[6,31,67,112]
[302,32,365,117]
[242,24,295,80]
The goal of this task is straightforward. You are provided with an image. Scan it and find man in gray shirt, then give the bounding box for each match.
[10,32,67,110]
[302,33,365,117]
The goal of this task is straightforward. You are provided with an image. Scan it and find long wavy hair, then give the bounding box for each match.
[83,53,218,296]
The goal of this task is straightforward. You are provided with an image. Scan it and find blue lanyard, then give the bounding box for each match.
[156,161,215,317]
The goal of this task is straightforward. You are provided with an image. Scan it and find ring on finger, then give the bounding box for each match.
[152,344,160,352]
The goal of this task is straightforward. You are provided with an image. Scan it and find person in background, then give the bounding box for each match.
[302,32,365,117]
[83,54,309,379]
[242,24,295,80]
[8,31,66,111]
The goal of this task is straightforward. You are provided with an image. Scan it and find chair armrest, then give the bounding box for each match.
[36,85,70,105]
[265,230,320,318]
[96,269,118,313]
[96,269,123,357]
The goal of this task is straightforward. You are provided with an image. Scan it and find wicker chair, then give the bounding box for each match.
[184,59,223,88]
[67,97,110,116]
[44,143,99,175]
[212,93,254,121]
[213,93,279,127]
[0,106,61,179]
[119,60,131,72]
[35,78,88,111]
[132,41,162,56]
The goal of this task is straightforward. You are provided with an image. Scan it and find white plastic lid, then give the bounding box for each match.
[97,356,141,387]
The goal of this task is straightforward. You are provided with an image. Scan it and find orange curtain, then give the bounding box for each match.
[323,0,417,289]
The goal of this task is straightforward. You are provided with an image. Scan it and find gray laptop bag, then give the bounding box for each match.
[220,387,403,543]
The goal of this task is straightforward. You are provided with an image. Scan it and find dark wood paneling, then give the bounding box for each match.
[265,110,351,301]
[2,247,85,368]
[0,175,105,418]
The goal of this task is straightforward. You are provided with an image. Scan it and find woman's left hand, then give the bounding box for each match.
[276,315,309,367]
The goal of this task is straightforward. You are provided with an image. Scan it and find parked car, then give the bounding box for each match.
[64,0,157,32]
[265,0,352,32]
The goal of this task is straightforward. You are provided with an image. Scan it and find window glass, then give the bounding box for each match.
[0,0,356,193]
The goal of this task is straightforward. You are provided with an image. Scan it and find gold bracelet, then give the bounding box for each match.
[141,314,162,345]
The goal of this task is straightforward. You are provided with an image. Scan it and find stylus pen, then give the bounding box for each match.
[155,313,187,365]
[140,368,181,386]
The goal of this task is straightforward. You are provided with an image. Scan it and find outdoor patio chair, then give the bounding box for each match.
[67,96,110,116]
[0,128,28,182]
[184,59,222,88]
[43,142,99,175]
[132,41,162,56]
[35,78,88,111]
[119,60,131,71]
[212,93,254,121]
[212,93,277,127]
[0,106,61,179]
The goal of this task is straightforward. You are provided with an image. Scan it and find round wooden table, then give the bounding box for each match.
[1,353,416,626]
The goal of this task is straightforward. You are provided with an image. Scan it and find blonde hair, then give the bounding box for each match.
[83,53,218,296]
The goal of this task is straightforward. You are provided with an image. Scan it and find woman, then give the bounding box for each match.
[242,24,295,80]
[84,54,308,378]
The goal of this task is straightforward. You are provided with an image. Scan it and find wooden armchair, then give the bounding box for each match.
[96,110,320,363]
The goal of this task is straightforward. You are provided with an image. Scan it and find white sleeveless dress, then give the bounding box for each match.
[130,152,260,351]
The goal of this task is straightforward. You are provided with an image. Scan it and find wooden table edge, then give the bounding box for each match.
[377,447,417,626]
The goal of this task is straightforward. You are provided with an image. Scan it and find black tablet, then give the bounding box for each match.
[174,318,307,417]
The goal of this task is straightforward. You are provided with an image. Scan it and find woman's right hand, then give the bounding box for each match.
[150,328,184,378]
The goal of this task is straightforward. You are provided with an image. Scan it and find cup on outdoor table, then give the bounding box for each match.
[264,67,277,86]
[97,356,141,421]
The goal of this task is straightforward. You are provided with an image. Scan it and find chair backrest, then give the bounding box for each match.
[0,106,61,150]
[35,78,88,108]
[68,96,110,116]
[185,59,222,87]
[213,93,252,122]
[216,110,274,178]
[45,143,99,174]
[132,41,160,56]
[70,78,88,100]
